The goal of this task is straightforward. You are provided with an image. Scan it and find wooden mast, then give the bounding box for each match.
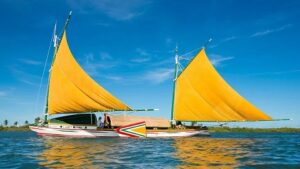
[44,11,72,123]
[169,39,210,123]
[170,46,179,122]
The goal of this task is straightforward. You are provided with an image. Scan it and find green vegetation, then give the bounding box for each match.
[209,126,300,133]
[34,117,41,124]
[0,126,30,131]
[0,118,40,131]
[4,119,8,126]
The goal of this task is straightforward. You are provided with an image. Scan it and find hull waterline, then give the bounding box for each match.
[29,126,210,138]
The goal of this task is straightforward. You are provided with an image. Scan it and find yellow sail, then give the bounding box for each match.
[173,49,272,121]
[47,32,131,115]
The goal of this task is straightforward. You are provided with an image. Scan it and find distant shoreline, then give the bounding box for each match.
[0,126,31,131]
[208,127,300,133]
[1,126,300,133]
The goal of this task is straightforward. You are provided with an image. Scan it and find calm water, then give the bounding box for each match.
[0,131,299,169]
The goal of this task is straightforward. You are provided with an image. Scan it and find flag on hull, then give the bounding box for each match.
[116,121,146,138]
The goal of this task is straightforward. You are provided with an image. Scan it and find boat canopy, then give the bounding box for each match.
[47,32,132,115]
[49,114,97,125]
[173,49,272,122]
[109,115,170,128]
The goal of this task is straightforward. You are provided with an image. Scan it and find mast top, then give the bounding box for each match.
[203,38,213,49]
[175,45,179,64]
[63,11,72,31]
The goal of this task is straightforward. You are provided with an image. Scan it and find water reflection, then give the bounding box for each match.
[38,137,124,168]
[38,137,254,168]
[173,137,255,168]
[33,133,300,168]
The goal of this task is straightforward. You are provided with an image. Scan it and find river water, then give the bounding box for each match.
[0,131,299,168]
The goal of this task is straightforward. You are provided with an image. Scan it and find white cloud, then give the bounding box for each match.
[131,48,151,63]
[83,53,102,75]
[209,36,237,49]
[250,24,292,38]
[222,36,237,42]
[251,30,273,37]
[131,57,151,63]
[136,48,149,56]
[165,38,173,45]
[209,54,234,67]
[104,76,123,81]
[99,52,112,60]
[247,69,300,76]
[208,44,218,49]
[18,59,42,65]
[82,53,117,76]
[143,68,173,84]
[67,0,151,21]
[10,67,40,86]
[0,91,7,97]
[95,22,110,27]
[19,79,38,86]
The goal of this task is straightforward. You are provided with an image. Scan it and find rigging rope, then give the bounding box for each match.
[178,38,212,60]
[179,47,201,59]
[34,28,54,115]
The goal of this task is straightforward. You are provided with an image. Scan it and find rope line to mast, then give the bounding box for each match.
[34,27,54,115]
[179,47,201,59]
[178,38,212,60]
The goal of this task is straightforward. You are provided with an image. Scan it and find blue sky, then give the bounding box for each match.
[0,0,299,127]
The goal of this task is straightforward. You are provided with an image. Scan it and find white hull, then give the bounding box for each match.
[29,126,209,138]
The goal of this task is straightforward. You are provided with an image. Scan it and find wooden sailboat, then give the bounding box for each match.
[30,12,277,138]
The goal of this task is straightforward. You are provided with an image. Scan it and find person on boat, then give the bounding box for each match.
[97,116,104,128]
[171,119,176,128]
[176,121,184,129]
[104,113,107,128]
[104,113,112,129]
[107,116,112,129]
